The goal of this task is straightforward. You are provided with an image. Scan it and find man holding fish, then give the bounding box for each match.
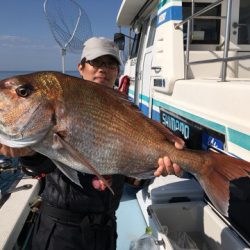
[0,37,184,250]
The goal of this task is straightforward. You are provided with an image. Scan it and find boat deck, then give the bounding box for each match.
[117,184,147,250]
[0,177,40,249]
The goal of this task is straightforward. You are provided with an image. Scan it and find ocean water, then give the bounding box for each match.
[0,70,79,193]
[0,156,21,193]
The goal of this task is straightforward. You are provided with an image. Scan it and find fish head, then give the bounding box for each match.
[0,71,62,148]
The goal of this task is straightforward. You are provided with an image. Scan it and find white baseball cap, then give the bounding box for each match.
[81,37,121,64]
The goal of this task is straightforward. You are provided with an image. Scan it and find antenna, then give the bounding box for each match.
[43,0,92,73]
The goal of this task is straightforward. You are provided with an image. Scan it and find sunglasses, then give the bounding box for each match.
[85,59,119,70]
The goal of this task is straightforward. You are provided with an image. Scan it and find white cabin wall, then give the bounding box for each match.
[151,0,185,93]
[236,52,250,78]
[187,51,237,78]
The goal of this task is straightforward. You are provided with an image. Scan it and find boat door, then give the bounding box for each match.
[135,14,157,117]
[230,0,250,49]
[229,0,250,77]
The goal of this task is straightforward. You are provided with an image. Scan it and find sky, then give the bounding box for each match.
[0,0,125,71]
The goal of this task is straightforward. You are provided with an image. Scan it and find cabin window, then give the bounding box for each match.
[130,33,141,58]
[182,2,221,44]
[238,0,250,44]
[146,16,157,48]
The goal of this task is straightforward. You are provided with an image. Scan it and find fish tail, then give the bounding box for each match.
[197,151,250,217]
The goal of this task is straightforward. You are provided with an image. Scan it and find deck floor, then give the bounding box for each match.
[117,185,147,250]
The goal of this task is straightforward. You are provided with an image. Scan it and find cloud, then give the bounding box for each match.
[0,35,29,44]
[0,35,57,50]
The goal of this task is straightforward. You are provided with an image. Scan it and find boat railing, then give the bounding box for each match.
[174,0,250,81]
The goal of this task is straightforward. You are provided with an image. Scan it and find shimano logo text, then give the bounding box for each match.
[162,113,190,139]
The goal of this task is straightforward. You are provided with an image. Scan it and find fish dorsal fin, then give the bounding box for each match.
[53,133,114,194]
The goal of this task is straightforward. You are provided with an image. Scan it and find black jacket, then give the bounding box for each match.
[20,153,125,214]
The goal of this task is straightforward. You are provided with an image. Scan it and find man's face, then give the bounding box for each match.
[78,55,119,88]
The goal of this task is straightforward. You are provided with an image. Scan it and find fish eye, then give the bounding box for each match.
[16,84,34,98]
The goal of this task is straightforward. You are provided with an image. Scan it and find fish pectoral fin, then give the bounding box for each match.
[52,130,68,150]
[53,133,114,195]
[56,130,68,139]
[52,160,82,187]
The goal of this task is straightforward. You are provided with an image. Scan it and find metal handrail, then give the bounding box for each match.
[189,54,250,65]
[194,16,225,20]
[221,0,232,81]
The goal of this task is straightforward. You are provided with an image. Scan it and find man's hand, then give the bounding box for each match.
[0,143,35,157]
[154,133,185,177]
[154,157,182,177]
[92,175,112,191]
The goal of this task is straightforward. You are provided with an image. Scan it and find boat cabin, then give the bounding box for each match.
[116,0,250,248]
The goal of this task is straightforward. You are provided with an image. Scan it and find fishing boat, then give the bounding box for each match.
[0,157,41,249]
[114,0,250,249]
[1,0,250,249]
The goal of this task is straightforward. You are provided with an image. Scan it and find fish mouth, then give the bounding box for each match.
[0,101,54,148]
[0,126,51,148]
